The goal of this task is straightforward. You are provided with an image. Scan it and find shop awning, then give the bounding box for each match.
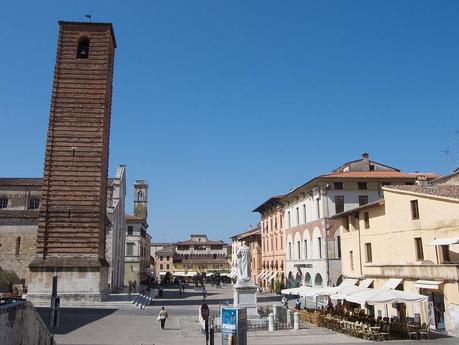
[340,278,359,286]
[359,278,374,288]
[266,272,278,281]
[261,271,271,279]
[229,271,238,278]
[382,278,403,290]
[414,280,443,290]
[186,271,198,277]
[159,271,167,276]
[257,270,266,279]
[428,237,459,246]
[220,273,230,277]
[173,271,186,276]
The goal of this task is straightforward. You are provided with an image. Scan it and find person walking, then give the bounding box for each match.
[157,307,168,330]
[202,286,207,300]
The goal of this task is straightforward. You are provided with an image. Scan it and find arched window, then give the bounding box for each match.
[314,273,323,287]
[295,270,302,288]
[137,191,143,201]
[77,37,90,59]
[0,197,8,209]
[29,198,40,210]
[305,272,312,287]
[287,271,295,288]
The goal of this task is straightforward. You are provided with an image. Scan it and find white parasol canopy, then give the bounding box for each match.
[346,288,427,305]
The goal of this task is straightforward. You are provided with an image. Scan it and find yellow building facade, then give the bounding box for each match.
[334,181,459,336]
[253,196,286,292]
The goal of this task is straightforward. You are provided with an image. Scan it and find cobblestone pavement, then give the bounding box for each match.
[36,286,456,345]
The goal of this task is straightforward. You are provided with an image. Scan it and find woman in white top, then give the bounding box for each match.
[158,307,168,330]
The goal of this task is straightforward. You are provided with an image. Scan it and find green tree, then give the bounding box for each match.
[274,279,284,295]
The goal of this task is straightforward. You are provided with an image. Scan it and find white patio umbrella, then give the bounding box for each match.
[365,289,427,305]
[330,285,370,300]
[300,286,338,298]
[346,288,427,305]
[281,286,303,295]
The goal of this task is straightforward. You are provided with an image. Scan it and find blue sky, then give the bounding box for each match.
[1,1,458,242]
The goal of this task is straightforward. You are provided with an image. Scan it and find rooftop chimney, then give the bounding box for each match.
[362,152,370,171]
[415,175,428,187]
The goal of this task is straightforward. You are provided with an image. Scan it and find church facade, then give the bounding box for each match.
[0,165,127,293]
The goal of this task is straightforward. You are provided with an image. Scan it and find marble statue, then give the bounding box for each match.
[236,241,251,283]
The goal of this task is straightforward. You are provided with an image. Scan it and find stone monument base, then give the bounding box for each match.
[26,257,109,303]
[233,282,258,316]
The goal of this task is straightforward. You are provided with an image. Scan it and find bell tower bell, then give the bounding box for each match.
[134,180,148,220]
[27,21,116,303]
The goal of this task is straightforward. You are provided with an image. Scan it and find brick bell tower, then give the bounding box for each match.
[27,21,116,302]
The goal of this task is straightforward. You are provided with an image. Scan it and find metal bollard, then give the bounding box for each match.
[287,309,293,329]
[268,313,274,332]
[210,320,214,345]
[273,305,279,322]
[294,312,299,330]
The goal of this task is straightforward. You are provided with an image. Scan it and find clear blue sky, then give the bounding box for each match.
[1,1,458,242]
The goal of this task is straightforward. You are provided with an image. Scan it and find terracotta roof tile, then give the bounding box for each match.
[252,195,285,213]
[320,171,440,179]
[384,184,459,200]
[176,239,226,245]
[155,248,176,255]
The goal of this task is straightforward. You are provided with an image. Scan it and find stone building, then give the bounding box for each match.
[0,166,126,293]
[331,173,459,336]
[173,234,229,277]
[154,247,176,277]
[229,225,262,284]
[124,180,151,286]
[0,178,42,288]
[105,165,126,291]
[253,196,286,292]
[281,153,438,291]
[150,242,174,277]
[151,234,230,280]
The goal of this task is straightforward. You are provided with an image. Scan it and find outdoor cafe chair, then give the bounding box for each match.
[419,323,431,340]
[379,323,391,341]
[354,322,365,338]
[407,324,419,340]
[361,324,373,340]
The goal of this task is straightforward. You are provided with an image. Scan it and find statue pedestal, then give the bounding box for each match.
[233,281,258,316]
